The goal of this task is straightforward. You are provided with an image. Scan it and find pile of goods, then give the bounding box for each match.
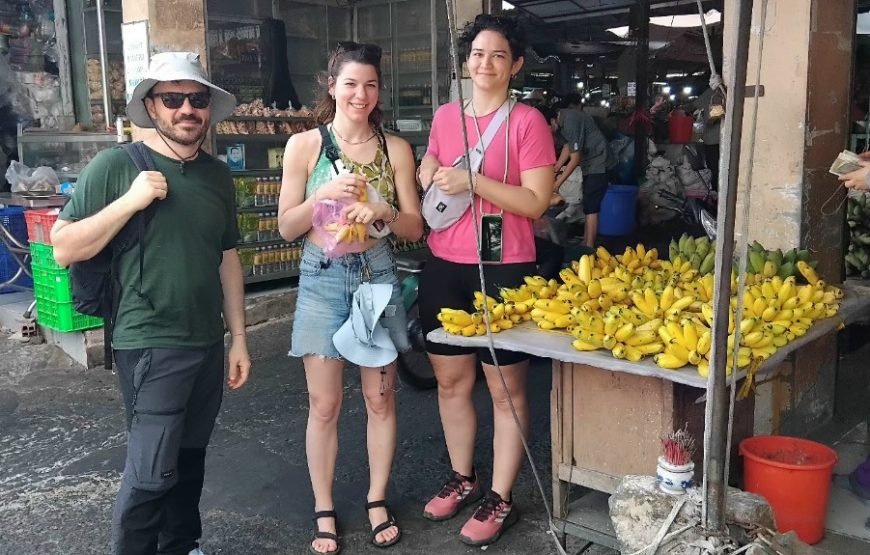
[438,239,842,379]
[86,58,126,101]
[845,195,870,279]
[215,100,315,134]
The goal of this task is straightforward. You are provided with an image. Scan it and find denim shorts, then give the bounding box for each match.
[290,239,410,361]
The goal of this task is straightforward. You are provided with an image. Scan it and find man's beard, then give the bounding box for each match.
[155,114,208,146]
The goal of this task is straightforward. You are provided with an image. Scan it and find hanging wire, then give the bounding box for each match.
[696,0,725,92]
[443,2,568,553]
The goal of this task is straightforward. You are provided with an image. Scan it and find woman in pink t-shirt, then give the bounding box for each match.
[416,13,555,547]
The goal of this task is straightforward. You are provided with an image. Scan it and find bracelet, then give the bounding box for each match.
[231,332,245,337]
[386,204,400,224]
[470,172,479,192]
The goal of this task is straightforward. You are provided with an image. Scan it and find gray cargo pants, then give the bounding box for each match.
[111,342,224,555]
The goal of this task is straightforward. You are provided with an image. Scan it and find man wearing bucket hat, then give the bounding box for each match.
[51,52,249,555]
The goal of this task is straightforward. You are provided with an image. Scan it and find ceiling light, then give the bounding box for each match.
[662,86,671,94]
[682,86,693,95]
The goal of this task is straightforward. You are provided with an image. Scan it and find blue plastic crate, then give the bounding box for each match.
[0,206,32,292]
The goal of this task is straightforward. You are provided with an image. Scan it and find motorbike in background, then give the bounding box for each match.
[395,253,438,390]
[656,188,718,240]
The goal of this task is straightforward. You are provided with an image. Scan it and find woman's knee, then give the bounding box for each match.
[491,388,528,414]
[309,392,342,424]
[486,372,528,413]
[362,387,395,418]
[437,371,476,400]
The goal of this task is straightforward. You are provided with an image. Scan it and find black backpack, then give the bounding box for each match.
[69,142,157,369]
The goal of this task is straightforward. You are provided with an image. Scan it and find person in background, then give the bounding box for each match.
[277,41,423,554]
[51,52,251,555]
[416,13,555,547]
[686,86,722,191]
[552,94,609,247]
[837,155,870,502]
[650,92,671,144]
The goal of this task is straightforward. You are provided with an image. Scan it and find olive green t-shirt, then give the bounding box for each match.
[59,145,239,349]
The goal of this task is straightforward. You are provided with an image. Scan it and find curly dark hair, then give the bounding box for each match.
[313,41,384,127]
[458,13,527,61]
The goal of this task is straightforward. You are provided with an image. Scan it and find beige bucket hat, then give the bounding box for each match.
[126,51,236,128]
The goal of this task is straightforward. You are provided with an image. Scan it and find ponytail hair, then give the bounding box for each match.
[314,41,385,129]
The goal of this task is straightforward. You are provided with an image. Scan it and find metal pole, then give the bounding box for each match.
[95,0,113,130]
[633,0,649,178]
[702,0,754,531]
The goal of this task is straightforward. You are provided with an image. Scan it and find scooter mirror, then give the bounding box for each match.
[700,208,717,240]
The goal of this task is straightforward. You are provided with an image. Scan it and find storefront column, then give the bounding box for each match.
[723,0,853,272]
[121,0,208,140]
[121,0,207,60]
[722,0,854,435]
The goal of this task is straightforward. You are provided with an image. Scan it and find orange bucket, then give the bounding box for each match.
[739,436,838,544]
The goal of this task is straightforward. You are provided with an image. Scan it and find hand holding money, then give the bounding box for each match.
[830,150,864,177]
[838,162,870,192]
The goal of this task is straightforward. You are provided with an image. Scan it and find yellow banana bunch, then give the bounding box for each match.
[499,240,837,368]
[473,291,498,311]
[796,260,821,286]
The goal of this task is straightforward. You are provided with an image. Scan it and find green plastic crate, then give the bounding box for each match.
[31,264,74,303]
[35,296,103,332]
[29,242,63,271]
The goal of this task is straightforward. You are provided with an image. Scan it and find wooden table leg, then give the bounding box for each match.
[552,359,569,519]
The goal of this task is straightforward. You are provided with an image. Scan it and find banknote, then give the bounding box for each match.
[829,150,863,177]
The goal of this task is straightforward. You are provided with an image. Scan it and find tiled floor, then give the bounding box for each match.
[827,422,870,542]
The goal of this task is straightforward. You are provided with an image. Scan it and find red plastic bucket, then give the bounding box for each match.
[739,436,838,544]
[668,111,694,144]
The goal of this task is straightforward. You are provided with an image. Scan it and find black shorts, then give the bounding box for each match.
[419,256,537,365]
[583,173,608,214]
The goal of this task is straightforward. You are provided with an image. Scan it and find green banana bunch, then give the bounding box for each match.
[846,196,870,277]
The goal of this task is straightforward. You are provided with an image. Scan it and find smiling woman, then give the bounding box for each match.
[415,12,556,548]
[275,40,424,555]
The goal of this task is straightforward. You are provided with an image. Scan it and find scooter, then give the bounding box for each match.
[395,253,438,390]
[656,189,718,240]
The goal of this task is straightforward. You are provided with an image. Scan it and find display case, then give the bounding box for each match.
[216,107,316,284]
[82,0,126,127]
[356,0,449,154]
[277,1,352,107]
[17,128,118,181]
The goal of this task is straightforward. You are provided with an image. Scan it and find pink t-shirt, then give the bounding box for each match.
[425,101,556,264]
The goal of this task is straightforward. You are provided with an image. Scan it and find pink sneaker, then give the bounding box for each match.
[459,491,518,546]
[422,471,482,521]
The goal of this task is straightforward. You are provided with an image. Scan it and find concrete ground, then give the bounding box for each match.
[0,319,613,555]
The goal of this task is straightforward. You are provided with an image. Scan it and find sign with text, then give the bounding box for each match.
[122,21,150,104]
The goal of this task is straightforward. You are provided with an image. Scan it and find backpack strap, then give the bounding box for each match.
[119,142,158,309]
[100,143,157,370]
[122,142,158,172]
[375,126,391,168]
[318,125,342,174]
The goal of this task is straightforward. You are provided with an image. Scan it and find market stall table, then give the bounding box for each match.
[427,287,870,547]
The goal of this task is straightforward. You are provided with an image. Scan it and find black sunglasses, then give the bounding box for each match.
[149,91,212,110]
[336,41,383,61]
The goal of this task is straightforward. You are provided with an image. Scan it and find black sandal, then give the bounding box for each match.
[309,510,341,555]
[365,500,402,548]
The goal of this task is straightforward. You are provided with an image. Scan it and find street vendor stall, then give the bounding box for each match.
[428,274,870,547]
